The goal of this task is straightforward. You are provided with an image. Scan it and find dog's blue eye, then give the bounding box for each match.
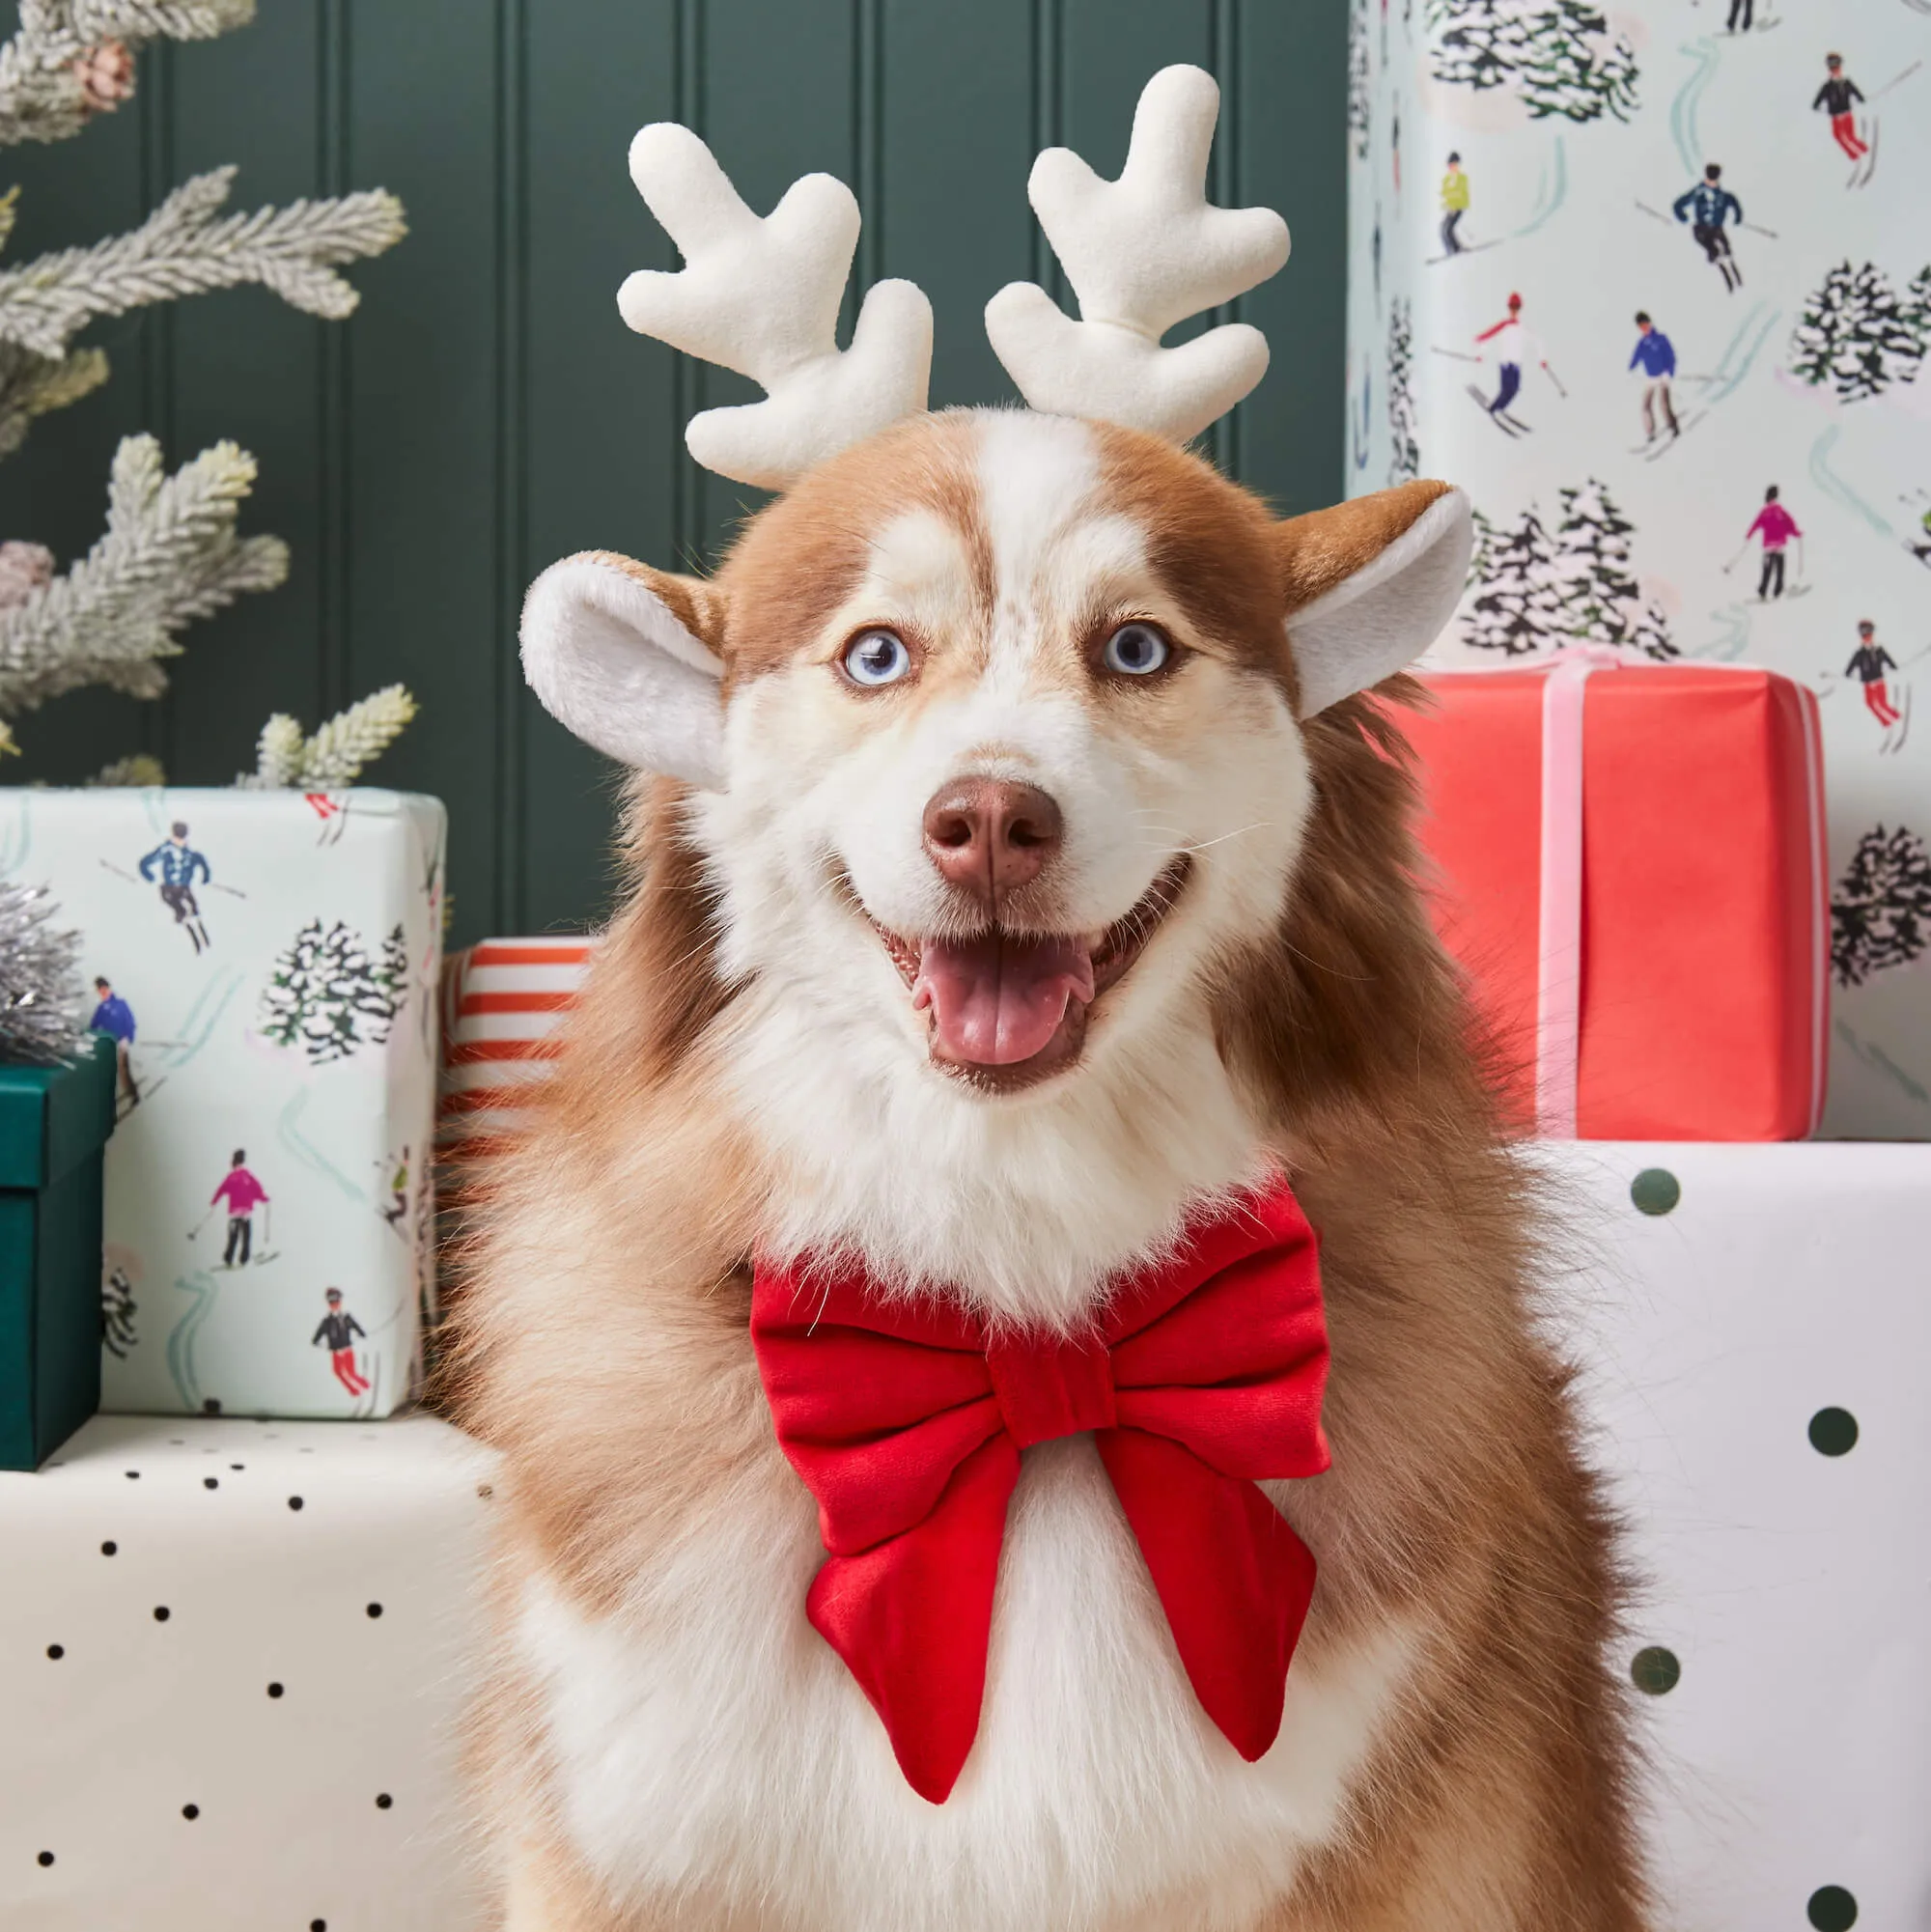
[842,630,912,687]
[1102,624,1170,677]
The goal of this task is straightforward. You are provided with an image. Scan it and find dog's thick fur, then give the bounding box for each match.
[454,409,1643,1931]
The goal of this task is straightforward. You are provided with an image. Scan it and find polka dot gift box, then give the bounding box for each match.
[0,788,445,1419]
[1544,1139,1931,1925]
[0,1412,494,1928]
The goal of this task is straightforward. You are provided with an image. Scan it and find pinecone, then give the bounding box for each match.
[0,542,55,610]
[70,42,138,117]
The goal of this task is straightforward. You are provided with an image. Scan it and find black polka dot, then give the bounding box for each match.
[203,1477,219,1490]
[230,1463,244,1470]
[99,1540,117,1556]
[153,1606,170,1622]
[182,1804,199,1820]
[1808,1885,1858,1931]
[37,1851,53,1867]
[45,1643,63,1660]
[375,1792,393,1809]
[1630,1167,1681,1216]
[125,1470,140,1480]
[1631,1646,1680,1694]
[366,1603,383,1619]
[1809,1408,1859,1457]
[201,1398,221,1414]
[267,1681,285,1698]
[288,1497,304,1511]
[312,1918,327,1930]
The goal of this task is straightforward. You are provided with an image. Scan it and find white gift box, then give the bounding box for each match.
[0,787,445,1418]
[1543,1141,1931,1929]
[0,1413,494,1930]
[1347,0,1931,1134]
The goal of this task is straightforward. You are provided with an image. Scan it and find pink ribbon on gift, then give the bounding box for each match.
[1533,646,1629,1136]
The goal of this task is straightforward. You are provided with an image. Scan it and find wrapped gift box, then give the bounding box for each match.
[1543,1141,1931,1929]
[1402,659,1828,1139]
[1,1036,116,1469]
[0,1412,493,1928]
[1346,0,1929,1135]
[434,938,592,1321]
[0,788,445,1418]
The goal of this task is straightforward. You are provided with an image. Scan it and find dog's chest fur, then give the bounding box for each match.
[519,1433,1413,1932]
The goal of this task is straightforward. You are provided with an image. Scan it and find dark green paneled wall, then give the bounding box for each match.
[0,0,1346,943]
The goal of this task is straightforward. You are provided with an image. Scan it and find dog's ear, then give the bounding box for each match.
[1274,481,1472,718]
[520,551,728,788]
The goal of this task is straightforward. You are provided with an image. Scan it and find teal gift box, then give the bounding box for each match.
[0,1033,116,1469]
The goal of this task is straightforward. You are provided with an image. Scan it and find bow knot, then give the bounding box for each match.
[752,1177,1330,1803]
[986,1330,1115,1446]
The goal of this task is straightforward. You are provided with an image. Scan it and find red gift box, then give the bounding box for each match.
[1401,654,1829,1141]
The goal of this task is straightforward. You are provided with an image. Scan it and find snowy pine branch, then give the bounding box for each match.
[0,166,406,361]
[0,433,287,719]
[0,0,253,148]
[238,684,417,789]
[0,342,110,456]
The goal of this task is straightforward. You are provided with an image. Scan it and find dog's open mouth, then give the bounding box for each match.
[872,856,1190,1090]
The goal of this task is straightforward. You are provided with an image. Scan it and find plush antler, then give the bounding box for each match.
[618,124,933,490]
[985,65,1290,444]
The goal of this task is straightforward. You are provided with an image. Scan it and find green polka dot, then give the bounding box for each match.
[1809,1409,1859,1457]
[1631,1646,1680,1695]
[1630,1168,1681,1216]
[1807,1885,1857,1931]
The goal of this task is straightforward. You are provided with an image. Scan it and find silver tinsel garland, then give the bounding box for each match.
[0,880,88,1063]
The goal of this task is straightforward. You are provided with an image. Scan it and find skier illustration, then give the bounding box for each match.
[196,1149,269,1268]
[1726,0,1761,32]
[1629,313,1679,443]
[1471,293,1564,433]
[138,821,212,953]
[1846,620,1900,727]
[312,1287,370,1397]
[1814,54,1867,162]
[1440,153,1469,255]
[89,975,139,1109]
[1673,164,1746,293]
[379,1146,410,1232]
[1726,485,1804,600]
[1910,503,1931,570]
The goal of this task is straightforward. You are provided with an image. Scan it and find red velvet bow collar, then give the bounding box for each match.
[750,1176,1330,1803]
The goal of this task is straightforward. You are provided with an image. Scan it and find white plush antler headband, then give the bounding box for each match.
[620,65,1290,490]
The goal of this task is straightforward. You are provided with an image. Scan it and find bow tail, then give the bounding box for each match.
[804,1433,1021,1805]
[1096,1429,1318,1763]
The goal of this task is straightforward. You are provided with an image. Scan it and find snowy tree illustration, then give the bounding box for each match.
[376,923,410,1041]
[1426,0,1637,123]
[1790,262,1927,404]
[1464,507,1564,656]
[1462,481,1673,658]
[1349,0,1373,161]
[1387,299,1420,486]
[1832,826,1931,989]
[1553,481,1676,659]
[259,917,405,1065]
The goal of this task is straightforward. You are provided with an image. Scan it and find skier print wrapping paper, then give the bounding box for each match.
[0,789,445,1418]
[1348,0,1931,1136]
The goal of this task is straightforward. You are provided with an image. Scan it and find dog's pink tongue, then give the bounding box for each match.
[913,934,1095,1066]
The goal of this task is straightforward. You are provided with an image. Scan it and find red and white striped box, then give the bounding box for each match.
[434,938,595,1314]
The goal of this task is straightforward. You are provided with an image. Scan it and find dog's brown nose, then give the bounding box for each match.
[922,778,1063,906]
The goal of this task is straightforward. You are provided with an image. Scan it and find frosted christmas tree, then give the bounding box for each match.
[1387,299,1420,486]
[1426,0,1638,123]
[259,916,405,1066]
[1348,0,1372,162]
[1832,826,1931,988]
[1789,261,1928,404]
[0,0,416,782]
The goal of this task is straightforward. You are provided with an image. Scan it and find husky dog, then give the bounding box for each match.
[459,67,1642,1932]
